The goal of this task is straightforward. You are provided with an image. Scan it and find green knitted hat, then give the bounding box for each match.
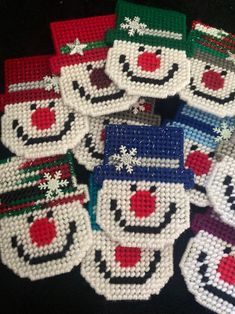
[106,0,187,50]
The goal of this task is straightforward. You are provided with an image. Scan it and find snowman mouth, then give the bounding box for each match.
[223,175,235,211]
[197,251,235,306]
[119,55,179,85]
[110,200,177,233]
[12,113,75,145]
[72,81,125,103]
[11,221,77,264]
[189,78,235,104]
[84,133,103,160]
[94,249,161,284]
[194,183,206,195]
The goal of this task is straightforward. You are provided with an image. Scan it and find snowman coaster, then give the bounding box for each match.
[206,136,235,228]
[0,201,92,280]
[81,231,173,300]
[50,15,138,117]
[166,101,235,207]
[105,0,189,98]
[180,21,235,118]
[180,208,235,314]
[1,55,88,158]
[73,98,161,171]
[0,151,89,218]
[94,125,194,249]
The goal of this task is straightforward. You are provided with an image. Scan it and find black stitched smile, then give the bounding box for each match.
[223,176,235,211]
[110,200,177,234]
[12,113,75,145]
[11,221,77,265]
[95,249,161,284]
[119,54,179,85]
[197,251,235,306]
[72,81,125,103]
[189,78,235,104]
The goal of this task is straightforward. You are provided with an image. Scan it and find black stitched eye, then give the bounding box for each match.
[130,184,137,191]
[191,145,198,151]
[49,101,55,108]
[30,103,37,110]
[27,215,34,223]
[103,119,110,125]
[205,65,211,70]
[156,49,161,55]
[86,64,92,71]
[208,152,215,158]
[138,46,145,52]
[47,210,53,218]
[224,247,232,254]
[150,186,156,193]
[221,70,227,76]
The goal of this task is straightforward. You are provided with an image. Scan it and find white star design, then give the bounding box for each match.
[109,145,141,173]
[39,171,69,200]
[67,38,87,55]
[43,76,60,93]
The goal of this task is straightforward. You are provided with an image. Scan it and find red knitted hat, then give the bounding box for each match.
[50,15,115,75]
[0,55,60,112]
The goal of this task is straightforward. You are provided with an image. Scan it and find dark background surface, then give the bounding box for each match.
[0,1,234,313]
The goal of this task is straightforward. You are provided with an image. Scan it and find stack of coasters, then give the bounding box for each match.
[206,132,235,227]
[1,55,88,158]
[165,101,235,207]
[94,125,194,249]
[0,151,92,280]
[180,21,235,118]
[180,208,235,314]
[80,175,173,300]
[105,0,189,98]
[73,97,161,171]
[50,15,138,117]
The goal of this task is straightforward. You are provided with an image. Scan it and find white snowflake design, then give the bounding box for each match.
[67,38,87,55]
[39,171,69,200]
[43,76,60,93]
[213,122,235,142]
[120,16,147,37]
[109,145,141,173]
[130,98,146,114]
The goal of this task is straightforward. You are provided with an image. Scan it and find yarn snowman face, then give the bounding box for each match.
[181,230,235,314]
[0,202,92,280]
[184,139,215,207]
[59,59,138,117]
[1,98,88,158]
[180,51,235,118]
[73,104,161,171]
[96,180,190,249]
[207,156,235,227]
[106,40,189,98]
[81,231,173,300]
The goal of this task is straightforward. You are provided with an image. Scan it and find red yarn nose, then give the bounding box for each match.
[100,129,106,141]
[31,108,55,130]
[217,255,235,285]
[137,52,161,72]
[29,217,57,247]
[130,190,156,218]
[89,67,112,89]
[115,246,141,267]
[185,151,212,176]
[202,70,224,90]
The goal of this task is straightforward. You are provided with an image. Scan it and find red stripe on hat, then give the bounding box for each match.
[46,193,86,207]
[0,201,36,215]
[50,15,115,55]
[18,155,62,170]
[197,40,228,53]
[4,55,52,91]
[50,47,108,74]
[202,35,235,51]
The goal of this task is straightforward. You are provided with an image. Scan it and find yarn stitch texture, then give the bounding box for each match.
[105,0,190,98]
[180,21,235,118]
[50,15,138,117]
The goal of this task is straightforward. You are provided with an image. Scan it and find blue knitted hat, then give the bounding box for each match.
[94,125,194,189]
